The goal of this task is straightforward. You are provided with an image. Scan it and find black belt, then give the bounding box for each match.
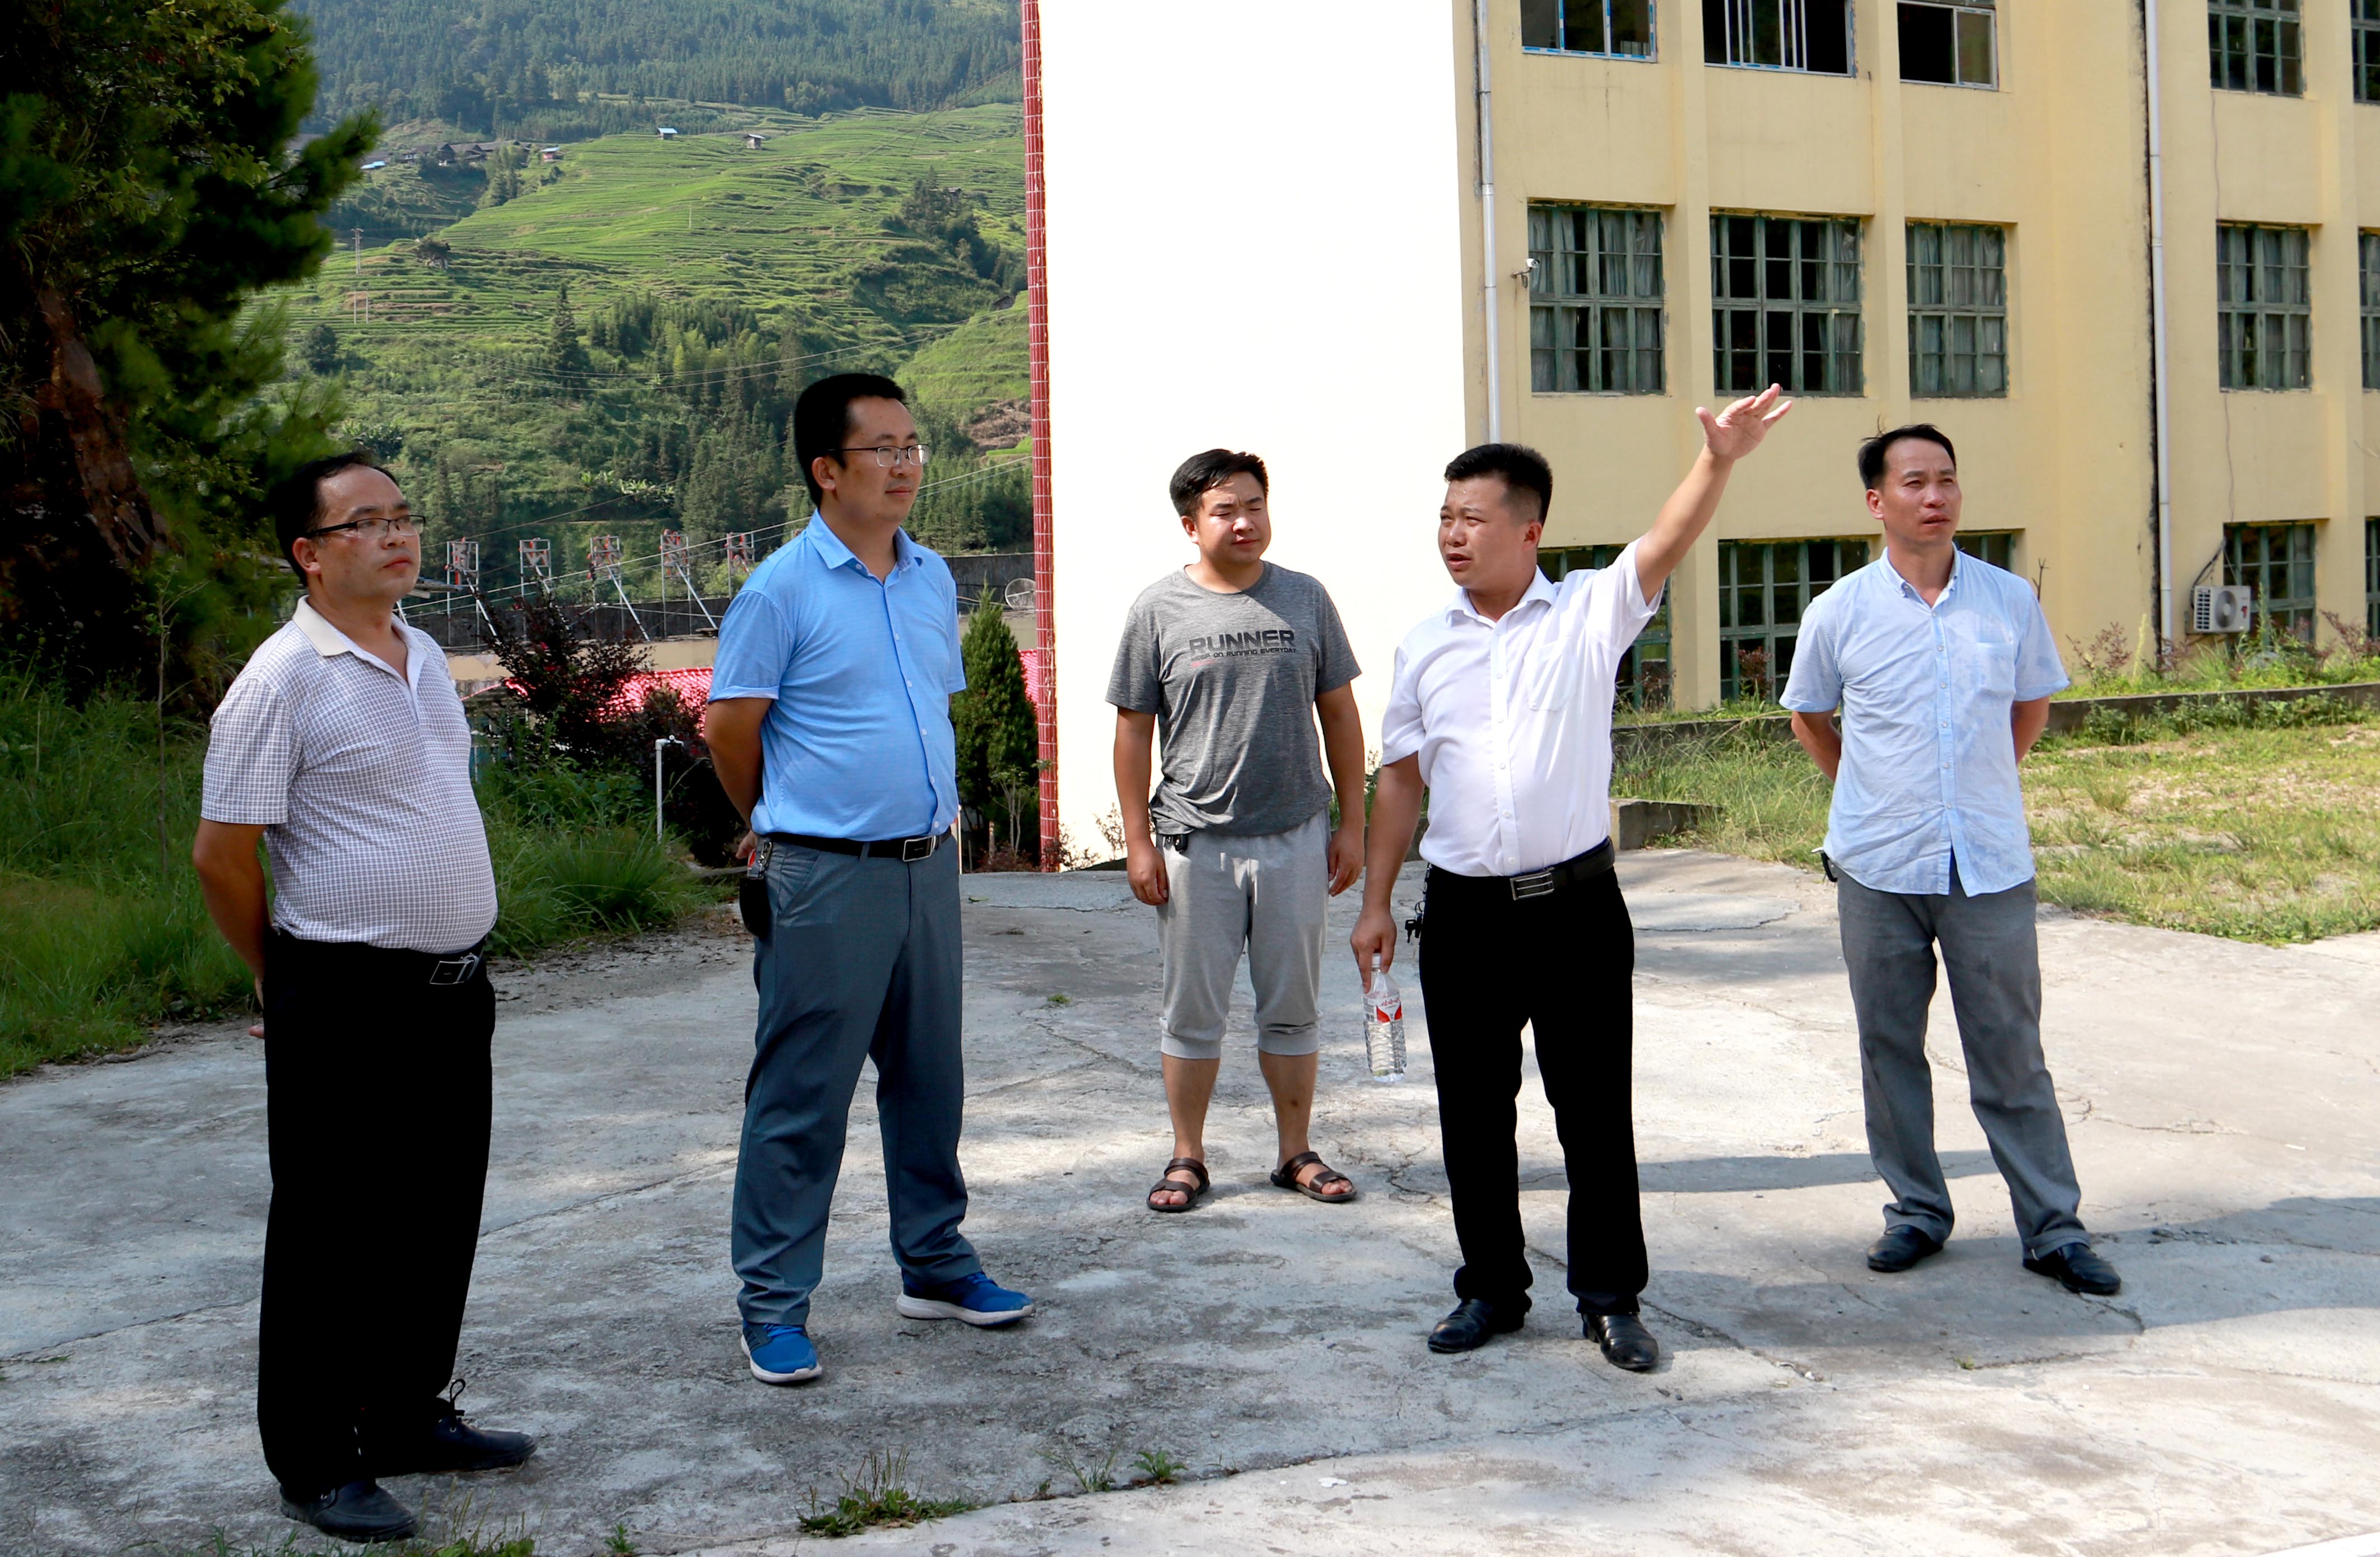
[766,831,942,862]
[269,929,490,986]
[1428,839,1616,901]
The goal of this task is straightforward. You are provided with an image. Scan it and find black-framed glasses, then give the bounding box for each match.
[833,444,929,469]
[304,514,422,542]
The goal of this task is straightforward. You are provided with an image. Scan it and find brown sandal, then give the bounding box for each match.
[1147,1156,1210,1213]
[1271,1151,1357,1203]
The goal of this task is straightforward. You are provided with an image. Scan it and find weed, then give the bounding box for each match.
[1131,1448,1186,1485]
[1045,992,1071,1007]
[1613,703,2380,944]
[1957,1356,1978,1370]
[1039,1444,1121,1495]
[604,1527,636,1557]
[797,1449,972,1537]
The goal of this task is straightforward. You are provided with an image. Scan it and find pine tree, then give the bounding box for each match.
[0,0,375,688]
[543,285,590,380]
[952,588,1041,863]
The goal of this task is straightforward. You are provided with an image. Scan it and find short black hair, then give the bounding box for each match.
[267,450,381,573]
[1168,449,1269,517]
[1442,442,1553,525]
[1857,424,1958,490]
[792,373,908,504]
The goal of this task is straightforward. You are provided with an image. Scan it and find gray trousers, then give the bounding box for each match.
[732,842,979,1328]
[1154,811,1328,1060]
[1836,865,2088,1259]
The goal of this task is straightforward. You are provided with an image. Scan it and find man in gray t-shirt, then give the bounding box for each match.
[1109,449,1367,1215]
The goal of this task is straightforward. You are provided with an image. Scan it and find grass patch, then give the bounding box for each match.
[1613,703,2380,945]
[798,1450,974,1537]
[1,669,721,1081]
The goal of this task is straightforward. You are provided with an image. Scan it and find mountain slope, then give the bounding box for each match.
[295,0,1022,136]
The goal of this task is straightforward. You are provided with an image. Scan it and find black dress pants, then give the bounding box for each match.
[258,931,495,1498]
[1417,866,1647,1316]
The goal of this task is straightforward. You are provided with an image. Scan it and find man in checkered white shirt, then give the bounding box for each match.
[193,452,533,1544]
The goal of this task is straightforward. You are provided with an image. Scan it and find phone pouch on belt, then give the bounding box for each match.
[739,838,774,938]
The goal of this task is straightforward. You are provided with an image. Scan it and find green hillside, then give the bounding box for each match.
[283,106,1034,596]
[295,0,1022,136]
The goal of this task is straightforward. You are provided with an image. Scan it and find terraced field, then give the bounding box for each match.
[285,104,1024,357]
[278,105,1035,584]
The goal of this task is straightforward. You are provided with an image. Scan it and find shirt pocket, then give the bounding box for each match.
[1954,625,2019,701]
[1523,630,1584,711]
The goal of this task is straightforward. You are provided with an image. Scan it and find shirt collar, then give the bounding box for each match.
[803,515,924,574]
[1886,547,1966,603]
[1446,568,1559,626]
[292,598,417,683]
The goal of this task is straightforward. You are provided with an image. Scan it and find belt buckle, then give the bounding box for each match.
[1509,868,1558,901]
[899,835,936,863]
[429,952,480,987]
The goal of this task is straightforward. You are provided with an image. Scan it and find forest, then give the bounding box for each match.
[294,0,1023,139]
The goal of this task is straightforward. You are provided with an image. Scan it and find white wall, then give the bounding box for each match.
[1039,1,1473,856]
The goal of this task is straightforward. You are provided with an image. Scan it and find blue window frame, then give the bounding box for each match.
[1524,0,1656,57]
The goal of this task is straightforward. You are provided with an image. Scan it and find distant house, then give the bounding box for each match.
[539,146,562,162]
[743,133,766,149]
[361,160,387,171]
[657,127,679,139]
[435,143,457,166]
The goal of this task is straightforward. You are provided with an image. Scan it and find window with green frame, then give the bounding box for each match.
[1907,222,2008,397]
[1540,544,1674,707]
[2360,0,2380,102]
[1955,531,2016,570]
[1717,538,1870,700]
[2223,522,2317,642]
[1529,204,1667,394]
[2362,231,2380,392]
[2210,0,2302,96]
[2366,517,2378,636]
[2218,224,2311,391]
[1711,213,1864,396]
[1522,0,1654,57]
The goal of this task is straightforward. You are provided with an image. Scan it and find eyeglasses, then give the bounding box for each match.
[304,515,422,543]
[833,444,930,470]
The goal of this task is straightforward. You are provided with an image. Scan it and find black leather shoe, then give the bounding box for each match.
[280,1480,417,1544]
[2024,1243,2122,1296]
[374,1409,538,1476]
[1428,1297,1525,1354]
[1584,1312,1661,1372]
[1866,1225,1945,1273]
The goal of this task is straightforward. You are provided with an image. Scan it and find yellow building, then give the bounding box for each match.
[1032,1,2380,850]
[1469,0,2380,708]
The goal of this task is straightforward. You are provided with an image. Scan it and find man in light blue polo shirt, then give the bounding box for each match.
[1782,424,2120,1299]
[705,373,1032,1387]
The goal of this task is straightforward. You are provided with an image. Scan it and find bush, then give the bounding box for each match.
[0,657,723,1079]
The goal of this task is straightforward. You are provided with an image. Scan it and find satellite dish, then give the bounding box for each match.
[1003,577,1036,612]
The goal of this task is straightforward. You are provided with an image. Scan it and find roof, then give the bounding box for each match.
[599,666,712,718]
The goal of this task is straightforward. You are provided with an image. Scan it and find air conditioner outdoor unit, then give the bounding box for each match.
[2190,583,2255,634]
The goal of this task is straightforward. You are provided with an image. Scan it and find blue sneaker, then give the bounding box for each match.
[896,1271,1035,1327]
[739,1322,822,1384]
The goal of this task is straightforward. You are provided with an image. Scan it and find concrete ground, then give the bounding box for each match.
[3,851,2377,1557]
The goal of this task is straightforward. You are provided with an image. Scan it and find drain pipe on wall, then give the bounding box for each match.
[2144,0,2176,654]
[1475,0,1502,441]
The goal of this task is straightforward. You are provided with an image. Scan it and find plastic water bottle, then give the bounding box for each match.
[1364,954,1407,1083]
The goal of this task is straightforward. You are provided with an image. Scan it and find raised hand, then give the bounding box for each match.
[1697,383,1794,463]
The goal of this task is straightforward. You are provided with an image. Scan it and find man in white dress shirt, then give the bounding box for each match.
[1353,388,1791,1372]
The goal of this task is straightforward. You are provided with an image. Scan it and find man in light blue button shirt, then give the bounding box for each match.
[706,374,1033,1387]
[1783,424,2120,1298]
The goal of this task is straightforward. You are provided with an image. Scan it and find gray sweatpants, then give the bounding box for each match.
[732,842,980,1328]
[1154,811,1328,1061]
[1836,863,2088,1259]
